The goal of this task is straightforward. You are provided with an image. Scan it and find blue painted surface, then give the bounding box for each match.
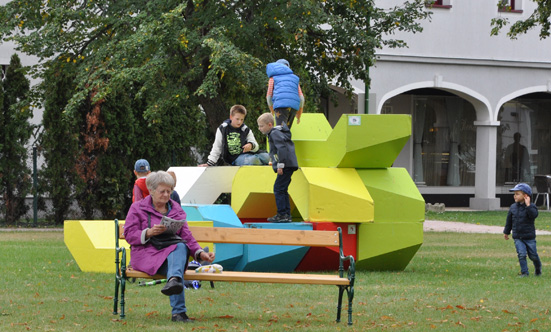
[181,205,205,221]
[197,204,243,228]
[234,223,313,272]
[183,204,244,270]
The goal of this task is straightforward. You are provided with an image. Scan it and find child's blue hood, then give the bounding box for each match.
[266,62,293,78]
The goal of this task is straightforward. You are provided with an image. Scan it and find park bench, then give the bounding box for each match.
[113,219,356,325]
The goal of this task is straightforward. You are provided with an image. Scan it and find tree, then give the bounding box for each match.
[1,0,430,219]
[491,1,551,39]
[0,54,33,224]
[39,57,79,224]
[0,0,430,133]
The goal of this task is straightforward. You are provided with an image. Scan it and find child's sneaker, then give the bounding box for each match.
[518,272,529,278]
[267,214,291,223]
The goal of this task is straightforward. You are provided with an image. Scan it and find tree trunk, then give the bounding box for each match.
[198,95,229,136]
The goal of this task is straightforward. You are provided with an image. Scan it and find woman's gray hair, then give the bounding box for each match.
[146,171,175,192]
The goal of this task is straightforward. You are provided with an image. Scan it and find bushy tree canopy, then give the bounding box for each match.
[1,0,430,133]
[1,0,431,220]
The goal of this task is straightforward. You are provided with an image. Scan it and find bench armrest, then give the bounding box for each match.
[337,227,356,287]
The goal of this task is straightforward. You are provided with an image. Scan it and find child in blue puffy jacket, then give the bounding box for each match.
[266,59,305,129]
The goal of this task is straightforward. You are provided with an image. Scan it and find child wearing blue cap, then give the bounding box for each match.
[133,159,151,202]
[503,183,542,277]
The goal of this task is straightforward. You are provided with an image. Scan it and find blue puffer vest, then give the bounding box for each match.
[266,62,301,111]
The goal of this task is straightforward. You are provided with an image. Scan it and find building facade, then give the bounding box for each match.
[327,0,551,210]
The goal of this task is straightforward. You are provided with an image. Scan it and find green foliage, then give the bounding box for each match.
[0,0,430,132]
[0,54,33,224]
[1,0,431,220]
[491,0,551,39]
[39,58,79,224]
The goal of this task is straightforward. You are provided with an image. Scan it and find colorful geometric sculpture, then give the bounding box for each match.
[64,113,425,273]
[295,222,358,272]
[182,204,244,271]
[64,220,213,273]
[290,167,373,223]
[168,166,239,204]
[293,114,411,168]
[235,223,313,272]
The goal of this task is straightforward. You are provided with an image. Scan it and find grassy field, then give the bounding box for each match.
[2,228,551,331]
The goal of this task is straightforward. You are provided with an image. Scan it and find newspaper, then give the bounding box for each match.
[161,215,187,234]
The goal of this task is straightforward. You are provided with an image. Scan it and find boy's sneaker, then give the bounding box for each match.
[172,312,193,323]
[267,214,291,223]
[518,272,529,278]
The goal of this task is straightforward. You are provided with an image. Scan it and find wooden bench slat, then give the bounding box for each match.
[125,268,349,286]
[189,226,339,247]
[120,224,339,247]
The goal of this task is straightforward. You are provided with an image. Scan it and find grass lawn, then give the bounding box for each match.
[2,228,551,331]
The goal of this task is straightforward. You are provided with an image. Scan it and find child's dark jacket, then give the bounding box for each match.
[504,202,539,240]
[267,124,298,172]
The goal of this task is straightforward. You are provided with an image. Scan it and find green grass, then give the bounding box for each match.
[426,210,551,231]
[2,230,551,331]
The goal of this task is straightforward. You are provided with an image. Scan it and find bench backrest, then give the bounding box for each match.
[118,224,340,247]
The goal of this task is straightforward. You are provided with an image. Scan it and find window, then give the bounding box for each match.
[496,93,551,186]
[426,0,452,8]
[498,0,523,13]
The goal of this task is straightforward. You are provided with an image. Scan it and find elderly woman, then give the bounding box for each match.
[124,171,215,323]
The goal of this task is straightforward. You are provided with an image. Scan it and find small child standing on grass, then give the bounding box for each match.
[503,183,542,277]
[257,113,298,223]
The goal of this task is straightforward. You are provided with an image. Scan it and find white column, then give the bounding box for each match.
[469,121,501,210]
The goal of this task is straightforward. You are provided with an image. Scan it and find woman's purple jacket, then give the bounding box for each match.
[123,195,202,275]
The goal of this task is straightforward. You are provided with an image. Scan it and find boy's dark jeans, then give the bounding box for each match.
[274,107,297,129]
[274,168,295,216]
[514,238,542,275]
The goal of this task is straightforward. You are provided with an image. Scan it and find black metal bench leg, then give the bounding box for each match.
[120,278,126,319]
[336,285,345,323]
[347,285,354,326]
[113,276,120,315]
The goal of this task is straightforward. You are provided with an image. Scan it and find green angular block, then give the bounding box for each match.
[356,222,423,271]
[357,168,425,223]
[292,114,411,168]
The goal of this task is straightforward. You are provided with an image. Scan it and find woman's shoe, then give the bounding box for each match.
[161,277,183,295]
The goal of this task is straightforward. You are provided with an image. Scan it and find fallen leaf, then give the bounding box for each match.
[217,315,233,319]
[502,310,515,314]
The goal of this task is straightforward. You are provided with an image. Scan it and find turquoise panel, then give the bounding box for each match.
[234,223,312,272]
[181,205,205,221]
[197,204,243,228]
[183,204,244,271]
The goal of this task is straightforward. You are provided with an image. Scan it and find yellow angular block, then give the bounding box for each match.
[231,167,374,223]
[293,168,374,222]
[231,166,279,218]
[64,220,213,273]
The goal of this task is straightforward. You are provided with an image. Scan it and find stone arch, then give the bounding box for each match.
[495,85,549,121]
[377,81,492,123]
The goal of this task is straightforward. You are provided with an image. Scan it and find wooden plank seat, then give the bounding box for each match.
[113,219,356,325]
